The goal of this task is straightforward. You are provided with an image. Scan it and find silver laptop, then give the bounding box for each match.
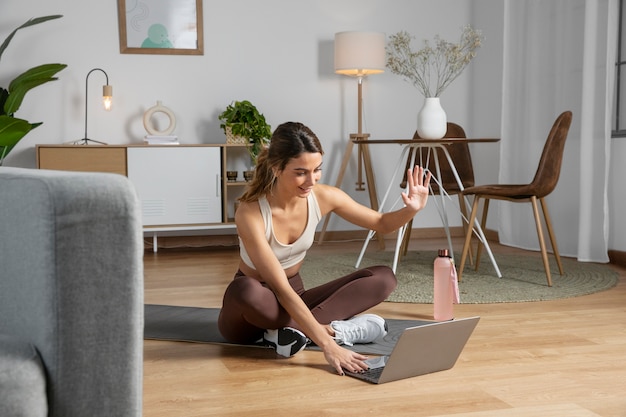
[344,316,480,384]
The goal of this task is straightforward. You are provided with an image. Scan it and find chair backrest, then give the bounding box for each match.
[414,122,474,193]
[530,111,573,198]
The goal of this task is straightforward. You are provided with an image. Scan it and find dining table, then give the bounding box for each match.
[351,137,502,277]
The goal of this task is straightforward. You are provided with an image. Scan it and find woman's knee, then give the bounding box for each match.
[224,276,285,316]
[223,276,266,306]
[367,265,398,295]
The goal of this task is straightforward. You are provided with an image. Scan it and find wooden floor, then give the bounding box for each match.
[143,237,626,417]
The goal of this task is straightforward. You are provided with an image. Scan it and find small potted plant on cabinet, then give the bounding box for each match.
[218,100,271,180]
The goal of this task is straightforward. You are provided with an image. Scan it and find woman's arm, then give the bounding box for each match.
[317,165,431,234]
[235,201,369,374]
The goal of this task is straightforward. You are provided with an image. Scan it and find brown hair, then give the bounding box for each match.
[239,122,324,202]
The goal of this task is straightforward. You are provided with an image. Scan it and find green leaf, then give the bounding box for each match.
[4,63,67,115]
[0,15,63,62]
[0,115,40,159]
[8,63,67,92]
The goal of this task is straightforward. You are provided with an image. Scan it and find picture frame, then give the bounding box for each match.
[117,0,204,55]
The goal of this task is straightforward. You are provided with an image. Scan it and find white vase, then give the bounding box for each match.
[417,97,447,139]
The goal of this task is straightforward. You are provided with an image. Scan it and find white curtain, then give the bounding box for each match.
[499,0,617,262]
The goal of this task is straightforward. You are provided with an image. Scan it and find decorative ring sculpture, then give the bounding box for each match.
[143,101,176,136]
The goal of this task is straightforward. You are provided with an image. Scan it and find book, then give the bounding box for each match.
[144,135,179,145]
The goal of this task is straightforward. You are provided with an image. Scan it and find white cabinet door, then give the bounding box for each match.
[127,147,222,226]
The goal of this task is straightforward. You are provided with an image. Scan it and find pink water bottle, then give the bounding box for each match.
[433,249,460,321]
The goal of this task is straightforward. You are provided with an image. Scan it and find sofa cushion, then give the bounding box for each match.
[0,334,47,417]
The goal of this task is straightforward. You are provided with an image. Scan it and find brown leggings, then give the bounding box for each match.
[217,265,397,344]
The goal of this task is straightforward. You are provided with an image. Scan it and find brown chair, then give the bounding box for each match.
[458,111,573,287]
[399,123,476,259]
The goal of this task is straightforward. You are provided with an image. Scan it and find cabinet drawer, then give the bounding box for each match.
[37,146,127,175]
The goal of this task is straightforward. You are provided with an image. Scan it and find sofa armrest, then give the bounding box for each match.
[0,167,144,417]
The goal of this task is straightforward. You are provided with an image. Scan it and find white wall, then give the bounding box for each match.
[2,0,500,228]
[7,0,624,253]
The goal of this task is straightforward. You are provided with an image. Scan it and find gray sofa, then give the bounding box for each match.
[0,167,144,417]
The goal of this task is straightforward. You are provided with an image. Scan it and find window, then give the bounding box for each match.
[614,0,626,137]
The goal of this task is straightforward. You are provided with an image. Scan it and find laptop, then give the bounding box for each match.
[343,316,480,384]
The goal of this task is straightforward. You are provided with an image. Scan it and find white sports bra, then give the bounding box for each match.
[239,191,322,270]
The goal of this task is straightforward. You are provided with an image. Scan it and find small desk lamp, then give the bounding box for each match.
[75,68,112,145]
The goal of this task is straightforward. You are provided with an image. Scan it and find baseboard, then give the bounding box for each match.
[145,231,625,270]
[143,227,499,251]
[608,250,626,268]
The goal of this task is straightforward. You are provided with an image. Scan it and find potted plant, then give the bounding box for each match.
[218,100,272,168]
[0,15,67,165]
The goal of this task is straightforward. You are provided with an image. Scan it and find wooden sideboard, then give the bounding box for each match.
[37,144,250,249]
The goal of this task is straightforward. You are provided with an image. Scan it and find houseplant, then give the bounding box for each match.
[0,15,67,165]
[386,25,482,138]
[218,100,272,167]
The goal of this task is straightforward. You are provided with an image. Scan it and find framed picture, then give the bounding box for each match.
[117,0,204,55]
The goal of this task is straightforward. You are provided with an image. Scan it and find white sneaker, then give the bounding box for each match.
[262,327,308,357]
[330,314,388,346]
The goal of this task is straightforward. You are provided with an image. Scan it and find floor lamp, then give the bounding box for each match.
[318,31,386,245]
[74,68,112,145]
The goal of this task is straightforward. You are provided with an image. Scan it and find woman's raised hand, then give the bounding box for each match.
[401,165,431,211]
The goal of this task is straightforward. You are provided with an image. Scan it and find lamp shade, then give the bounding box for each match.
[334,31,385,76]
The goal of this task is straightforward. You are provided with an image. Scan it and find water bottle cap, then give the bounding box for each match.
[438,249,449,257]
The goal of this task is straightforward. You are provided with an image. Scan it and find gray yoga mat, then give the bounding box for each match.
[144,304,434,356]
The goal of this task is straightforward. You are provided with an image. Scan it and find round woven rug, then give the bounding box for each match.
[299,250,619,304]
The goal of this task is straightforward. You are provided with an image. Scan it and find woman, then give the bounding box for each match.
[218,122,431,376]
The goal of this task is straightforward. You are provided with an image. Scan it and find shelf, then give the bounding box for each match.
[226,181,249,186]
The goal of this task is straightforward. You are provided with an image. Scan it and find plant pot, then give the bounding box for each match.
[417,97,447,139]
[226,171,238,182]
[225,126,248,145]
[243,170,254,182]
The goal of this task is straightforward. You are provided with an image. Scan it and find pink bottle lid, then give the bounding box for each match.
[438,249,449,257]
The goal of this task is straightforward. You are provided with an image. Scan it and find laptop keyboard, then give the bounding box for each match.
[361,366,383,381]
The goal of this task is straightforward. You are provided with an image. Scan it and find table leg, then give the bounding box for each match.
[356,146,412,271]
[356,142,501,279]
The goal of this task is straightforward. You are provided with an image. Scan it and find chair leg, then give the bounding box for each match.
[457,194,474,266]
[474,199,490,271]
[399,219,413,258]
[458,196,481,282]
[531,196,553,287]
[539,197,564,275]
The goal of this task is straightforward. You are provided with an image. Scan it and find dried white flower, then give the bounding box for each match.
[386,25,483,97]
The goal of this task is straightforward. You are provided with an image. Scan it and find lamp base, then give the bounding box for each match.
[69,137,109,145]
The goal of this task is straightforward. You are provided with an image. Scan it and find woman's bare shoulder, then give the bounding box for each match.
[235,199,261,222]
